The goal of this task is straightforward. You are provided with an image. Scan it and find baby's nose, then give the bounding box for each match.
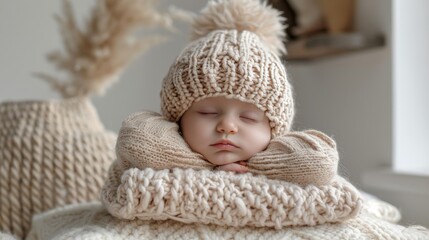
[217,117,238,134]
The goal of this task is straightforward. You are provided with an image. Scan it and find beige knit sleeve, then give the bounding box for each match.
[247,130,339,186]
[115,111,214,171]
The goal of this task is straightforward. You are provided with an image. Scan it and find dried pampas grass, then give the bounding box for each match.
[37,0,186,98]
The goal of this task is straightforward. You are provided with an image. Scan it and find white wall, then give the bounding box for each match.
[289,0,429,227]
[0,0,206,132]
[289,0,392,188]
[393,0,429,175]
[0,1,65,101]
[289,47,393,182]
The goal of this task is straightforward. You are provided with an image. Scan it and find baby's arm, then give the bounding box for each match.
[116,111,214,171]
[247,130,339,186]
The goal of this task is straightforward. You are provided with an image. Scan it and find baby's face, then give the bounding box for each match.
[180,97,271,166]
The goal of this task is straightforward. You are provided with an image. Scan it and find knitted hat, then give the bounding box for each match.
[160,0,294,137]
[0,97,116,239]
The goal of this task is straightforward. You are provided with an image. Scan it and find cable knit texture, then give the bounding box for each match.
[115,111,339,186]
[160,0,294,137]
[0,98,116,239]
[26,201,429,240]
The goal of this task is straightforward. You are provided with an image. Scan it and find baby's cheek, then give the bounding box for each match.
[183,128,209,152]
[206,152,241,165]
[249,133,271,153]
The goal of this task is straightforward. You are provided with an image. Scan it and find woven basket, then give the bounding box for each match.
[0,97,116,239]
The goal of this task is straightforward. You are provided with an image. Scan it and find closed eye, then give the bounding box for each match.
[198,112,218,115]
[240,116,257,122]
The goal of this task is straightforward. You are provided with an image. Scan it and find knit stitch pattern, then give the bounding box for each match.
[26,201,429,240]
[102,112,357,227]
[161,30,294,137]
[114,111,338,186]
[248,129,339,186]
[115,111,213,171]
[161,0,295,137]
[102,166,362,229]
[0,98,116,239]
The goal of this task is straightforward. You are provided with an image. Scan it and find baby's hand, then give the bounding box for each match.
[215,161,248,173]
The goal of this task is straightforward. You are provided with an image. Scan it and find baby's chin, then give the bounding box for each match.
[204,152,247,166]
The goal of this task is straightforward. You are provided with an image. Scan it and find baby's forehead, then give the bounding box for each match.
[192,96,262,112]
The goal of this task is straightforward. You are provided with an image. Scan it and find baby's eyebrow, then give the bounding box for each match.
[241,110,263,116]
[196,106,218,111]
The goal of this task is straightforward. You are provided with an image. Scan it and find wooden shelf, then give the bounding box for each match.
[283,32,385,62]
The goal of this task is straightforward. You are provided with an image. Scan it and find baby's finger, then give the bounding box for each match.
[216,163,248,173]
[238,161,248,166]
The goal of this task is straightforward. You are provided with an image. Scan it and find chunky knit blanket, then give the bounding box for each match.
[25,199,429,240]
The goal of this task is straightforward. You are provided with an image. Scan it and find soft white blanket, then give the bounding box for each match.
[25,198,429,240]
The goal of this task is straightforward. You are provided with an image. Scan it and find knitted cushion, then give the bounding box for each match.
[0,97,116,239]
[27,200,429,240]
[101,167,362,229]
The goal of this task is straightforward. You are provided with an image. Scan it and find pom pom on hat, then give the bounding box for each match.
[192,0,286,56]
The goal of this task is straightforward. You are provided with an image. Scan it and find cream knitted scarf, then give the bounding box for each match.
[101,111,362,228]
[113,111,339,185]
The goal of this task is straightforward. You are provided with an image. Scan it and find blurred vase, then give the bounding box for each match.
[0,97,116,239]
[319,0,355,33]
